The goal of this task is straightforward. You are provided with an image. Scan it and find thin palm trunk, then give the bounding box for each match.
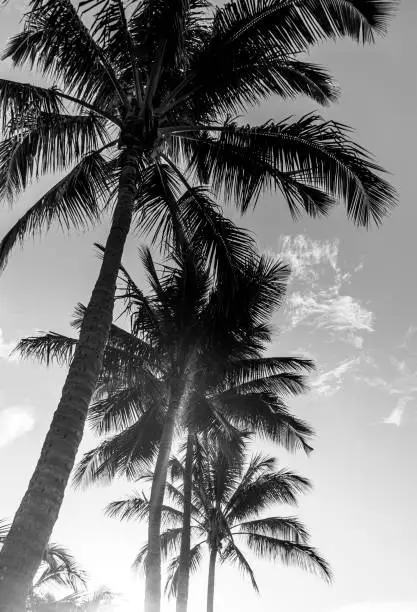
[145,371,195,612]
[206,547,217,612]
[175,433,194,612]
[144,397,179,612]
[0,150,139,612]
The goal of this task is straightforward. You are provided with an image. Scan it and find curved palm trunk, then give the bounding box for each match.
[206,547,217,612]
[0,150,139,612]
[175,433,194,612]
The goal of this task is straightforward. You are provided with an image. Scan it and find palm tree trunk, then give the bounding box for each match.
[206,547,217,612]
[144,371,195,612]
[0,150,139,612]
[144,397,178,612]
[175,433,194,612]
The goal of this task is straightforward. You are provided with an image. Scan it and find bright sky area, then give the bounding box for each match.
[1,2,417,612]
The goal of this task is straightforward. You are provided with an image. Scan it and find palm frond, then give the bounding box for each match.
[223,356,315,388]
[0,519,10,543]
[210,0,395,55]
[176,50,339,117]
[218,391,314,454]
[164,542,204,599]
[226,469,311,522]
[89,381,164,436]
[235,516,310,543]
[225,372,308,397]
[5,0,124,106]
[0,151,109,270]
[105,494,183,527]
[105,494,150,522]
[243,533,332,582]
[35,543,88,592]
[185,114,397,224]
[0,79,64,131]
[73,410,162,487]
[0,111,108,200]
[14,332,77,366]
[220,542,258,592]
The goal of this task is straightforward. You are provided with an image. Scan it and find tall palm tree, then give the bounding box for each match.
[17,240,315,612]
[0,1,397,606]
[108,446,331,612]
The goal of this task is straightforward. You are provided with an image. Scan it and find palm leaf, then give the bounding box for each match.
[14,332,77,366]
[164,542,204,599]
[0,79,64,131]
[0,519,10,543]
[105,494,183,527]
[0,151,109,270]
[219,391,314,454]
[220,541,259,592]
[5,0,124,105]
[184,114,397,224]
[35,543,87,592]
[225,469,311,522]
[243,532,332,582]
[73,409,163,487]
[235,516,310,543]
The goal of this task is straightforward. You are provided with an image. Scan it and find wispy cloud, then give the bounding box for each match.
[358,353,417,426]
[312,358,359,397]
[280,235,372,347]
[0,329,17,361]
[0,406,35,448]
[400,325,417,349]
[382,397,412,427]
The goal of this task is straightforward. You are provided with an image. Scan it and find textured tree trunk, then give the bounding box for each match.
[175,433,194,612]
[206,547,217,612]
[144,371,195,612]
[144,396,179,612]
[0,150,139,612]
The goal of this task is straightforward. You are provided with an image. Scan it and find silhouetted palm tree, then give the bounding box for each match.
[17,240,315,612]
[1,521,87,609]
[0,1,397,606]
[108,445,331,612]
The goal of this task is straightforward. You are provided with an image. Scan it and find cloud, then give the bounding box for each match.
[312,358,359,397]
[280,235,338,282]
[400,325,417,349]
[383,396,413,427]
[0,329,17,361]
[0,406,35,448]
[279,235,373,347]
[355,376,390,390]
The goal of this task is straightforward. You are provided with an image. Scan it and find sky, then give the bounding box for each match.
[1,2,417,612]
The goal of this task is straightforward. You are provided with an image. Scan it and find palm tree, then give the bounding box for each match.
[17,240,315,612]
[0,521,87,608]
[0,1,397,606]
[108,446,331,612]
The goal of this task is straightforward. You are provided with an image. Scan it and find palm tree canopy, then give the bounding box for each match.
[108,445,331,597]
[16,241,317,486]
[0,0,398,270]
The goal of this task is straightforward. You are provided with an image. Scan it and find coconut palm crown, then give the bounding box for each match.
[107,446,331,612]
